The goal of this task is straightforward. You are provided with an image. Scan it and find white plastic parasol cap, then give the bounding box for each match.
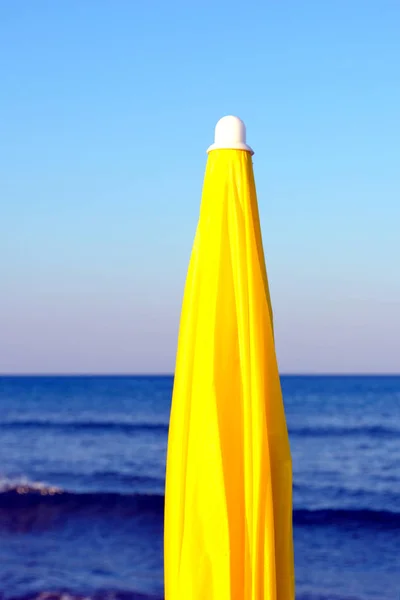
[207,115,253,154]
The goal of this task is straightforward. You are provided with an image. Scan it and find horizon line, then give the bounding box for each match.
[0,372,399,377]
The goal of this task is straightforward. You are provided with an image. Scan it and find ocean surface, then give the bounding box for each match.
[0,375,399,600]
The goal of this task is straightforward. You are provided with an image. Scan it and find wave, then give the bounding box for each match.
[2,592,162,600]
[0,484,398,529]
[0,419,169,433]
[2,419,398,439]
[288,424,399,438]
[0,592,364,600]
[293,507,400,528]
[0,485,164,516]
[296,593,365,600]
[0,584,370,600]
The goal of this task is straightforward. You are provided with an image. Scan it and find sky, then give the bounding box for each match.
[1,0,399,374]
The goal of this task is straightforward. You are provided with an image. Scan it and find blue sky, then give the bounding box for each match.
[1,1,399,374]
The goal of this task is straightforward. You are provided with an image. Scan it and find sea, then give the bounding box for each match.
[0,375,399,600]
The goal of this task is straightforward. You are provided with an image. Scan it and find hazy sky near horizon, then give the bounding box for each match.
[1,1,399,374]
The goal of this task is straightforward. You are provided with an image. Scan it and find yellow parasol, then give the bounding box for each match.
[164,116,295,600]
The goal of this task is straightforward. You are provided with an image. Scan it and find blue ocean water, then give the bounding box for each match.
[0,375,399,600]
